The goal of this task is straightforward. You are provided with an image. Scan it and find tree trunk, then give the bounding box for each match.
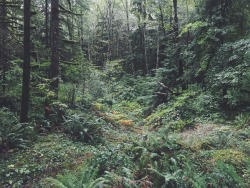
[45,0,49,47]
[143,0,148,75]
[106,0,114,61]
[143,24,148,74]
[80,9,85,55]
[20,0,31,123]
[156,25,159,70]
[158,1,166,37]
[66,14,72,40]
[50,0,60,99]
[173,0,185,90]
[125,0,134,75]
[0,0,7,94]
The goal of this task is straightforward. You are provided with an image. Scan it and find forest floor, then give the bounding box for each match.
[0,106,147,187]
[1,100,250,187]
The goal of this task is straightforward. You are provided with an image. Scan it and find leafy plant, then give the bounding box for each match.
[234,113,250,129]
[45,164,152,188]
[212,161,246,188]
[208,39,250,107]
[91,144,133,174]
[44,161,100,188]
[98,168,153,188]
[0,108,33,151]
[176,161,207,188]
[147,167,180,187]
[63,113,103,143]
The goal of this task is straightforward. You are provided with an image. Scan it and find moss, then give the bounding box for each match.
[118,119,134,127]
[108,114,127,121]
[144,107,171,126]
[92,102,105,111]
[144,91,197,127]
[212,149,246,166]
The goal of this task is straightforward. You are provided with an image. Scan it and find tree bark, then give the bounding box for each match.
[156,25,159,69]
[50,0,60,99]
[0,0,7,94]
[106,0,114,61]
[143,0,148,75]
[173,0,185,90]
[45,0,49,47]
[158,1,166,37]
[20,0,31,123]
[125,0,134,75]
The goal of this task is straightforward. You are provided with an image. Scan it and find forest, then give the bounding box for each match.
[0,0,250,187]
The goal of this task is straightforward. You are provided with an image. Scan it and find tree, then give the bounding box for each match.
[45,0,49,47]
[172,0,185,90]
[50,0,60,99]
[124,0,134,74]
[20,0,32,123]
[0,0,7,94]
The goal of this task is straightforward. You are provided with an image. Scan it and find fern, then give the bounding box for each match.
[44,178,68,188]
[147,167,181,187]
[63,113,103,143]
[0,108,33,150]
[214,162,246,188]
[234,113,250,129]
[44,162,101,188]
[101,170,139,188]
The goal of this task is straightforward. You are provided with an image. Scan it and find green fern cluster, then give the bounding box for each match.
[234,113,250,129]
[63,113,103,143]
[44,162,100,188]
[44,163,152,188]
[0,108,33,151]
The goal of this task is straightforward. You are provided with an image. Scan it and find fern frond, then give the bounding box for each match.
[88,177,110,188]
[44,178,68,188]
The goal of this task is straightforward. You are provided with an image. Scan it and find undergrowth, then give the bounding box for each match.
[1,75,249,187]
[0,108,34,152]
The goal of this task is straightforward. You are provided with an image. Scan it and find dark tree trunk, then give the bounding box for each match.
[156,25,159,69]
[45,0,49,47]
[50,0,60,99]
[20,0,31,123]
[0,0,7,94]
[143,0,148,75]
[125,0,134,75]
[80,10,85,54]
[158,1,166,37]
[156,1,167,69]
[173,0,186,91]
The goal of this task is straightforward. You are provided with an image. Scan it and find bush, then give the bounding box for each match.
[91,144,133,174]
[0,108,33,151]
[211,161,246,188]
[63,113,104,143]
[234,113,250,129]
[0,95,20,112]
[44,161,99,188]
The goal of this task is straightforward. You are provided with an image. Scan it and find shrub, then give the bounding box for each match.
[0,95,20,112]
[0,108,33,151]
[234,113,250,129]
[91,144,133,174]
[63,113,103,143]
[44,161,100,188]
[211,161,246,188]
[175,161,207,188]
